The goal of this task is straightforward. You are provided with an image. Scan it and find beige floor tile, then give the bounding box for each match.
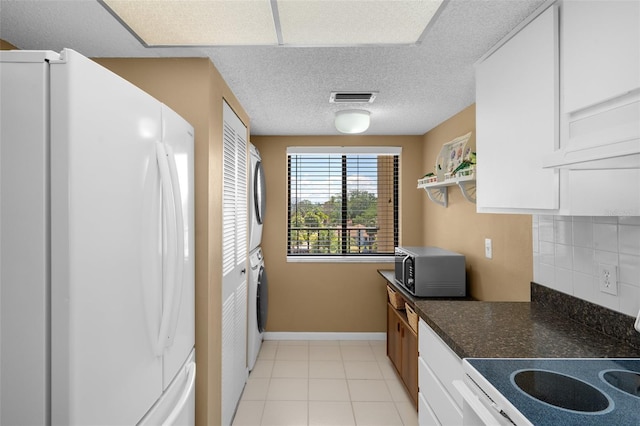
[385,378,412,403]
[347,379,393,402]
[395,401,419,426]
[309,361,346,379]
[232,400,264,426]
[238,340,416,426]
[340,345,376,361]
[258,344,277,360]
[250,360,274,379]
[377,359,399,380]
[310,345,342,361]
[242,378,270,401]
[352,402,403,426]
[369,342,388,360]
[309,401,355,426]
[276,345,309,361]
[309,379,350,401]
[339,340,370,346]
[261,401,308,426]
[266,378,308,401]
[272,360,309,378]
[278,340,309,346]
[309,340,340,346]
[343,361,383,379]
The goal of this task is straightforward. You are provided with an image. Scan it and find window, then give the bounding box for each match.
[287,146,399,258]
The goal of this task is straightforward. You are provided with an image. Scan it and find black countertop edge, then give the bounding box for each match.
[531,282,640,351]
[378,270,640,359]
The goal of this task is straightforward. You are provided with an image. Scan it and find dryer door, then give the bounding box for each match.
[253,160,266,225]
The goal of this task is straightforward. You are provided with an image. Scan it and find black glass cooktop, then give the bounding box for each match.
[466,358,640,426]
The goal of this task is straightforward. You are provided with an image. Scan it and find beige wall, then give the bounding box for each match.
[0,39,17,50]
[95,57,249,426]
[251,135,423,332]
[421,104,532,301]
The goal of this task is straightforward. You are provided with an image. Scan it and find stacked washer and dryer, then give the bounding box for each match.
[248,143,268,371]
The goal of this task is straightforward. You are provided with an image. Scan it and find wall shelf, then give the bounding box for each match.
[417,175,476,207]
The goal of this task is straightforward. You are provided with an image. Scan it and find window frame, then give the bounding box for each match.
[286,146,400,263]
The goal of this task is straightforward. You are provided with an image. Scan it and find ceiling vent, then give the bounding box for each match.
[330,92,378,103]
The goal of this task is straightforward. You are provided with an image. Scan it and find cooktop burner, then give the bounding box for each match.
[466,358,640,425]
[601,370,640,398]
[512,369,612,413]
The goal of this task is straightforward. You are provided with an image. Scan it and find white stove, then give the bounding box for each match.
[456,358,640,426]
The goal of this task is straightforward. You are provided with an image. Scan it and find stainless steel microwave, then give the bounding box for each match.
[394,246,466,297]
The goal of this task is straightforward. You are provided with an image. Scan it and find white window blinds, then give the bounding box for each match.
[287,147,400,256]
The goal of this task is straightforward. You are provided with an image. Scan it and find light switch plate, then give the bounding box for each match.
[485,238,492,259]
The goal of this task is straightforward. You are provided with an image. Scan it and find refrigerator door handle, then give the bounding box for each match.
[155,142,178,356]
[164,143,185,348]
[162,362,196,426]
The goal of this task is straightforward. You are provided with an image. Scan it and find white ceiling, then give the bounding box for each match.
[0,0,546,136]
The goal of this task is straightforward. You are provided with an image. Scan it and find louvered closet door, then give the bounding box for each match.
[221,101,248,426]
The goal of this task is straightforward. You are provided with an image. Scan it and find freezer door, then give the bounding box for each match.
[138,349,196,426]
[159,104,195,389]
[0,50,55,426]
[49,49,164,425]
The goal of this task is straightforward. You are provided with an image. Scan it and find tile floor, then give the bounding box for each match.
[232,339,418,426]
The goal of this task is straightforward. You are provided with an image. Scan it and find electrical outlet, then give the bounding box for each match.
[485,238,492,259]
[598,263,618,296]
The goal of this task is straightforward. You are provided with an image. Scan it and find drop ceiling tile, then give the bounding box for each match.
[277,0,443,45]
[103,0,277,46]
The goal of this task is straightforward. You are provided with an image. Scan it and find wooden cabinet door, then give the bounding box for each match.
[401,327,419,407]
[386,304,402,373]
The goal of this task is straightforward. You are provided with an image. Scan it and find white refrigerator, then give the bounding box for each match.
[0,49,195,425]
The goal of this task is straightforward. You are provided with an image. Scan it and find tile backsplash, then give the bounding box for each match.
[533,215,640,317]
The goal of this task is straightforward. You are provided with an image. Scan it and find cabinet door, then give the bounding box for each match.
[562,0,640,113]
[418,320,463,426]
[476,5,559,212]
[387,304,402,373]
[221,101,249,426]
[401,327,419,406]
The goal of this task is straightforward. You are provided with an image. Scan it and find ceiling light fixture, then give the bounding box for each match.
[335,110,370,134]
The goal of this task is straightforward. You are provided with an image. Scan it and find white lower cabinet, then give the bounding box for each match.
[418,319,463,425]
[418,392,440,426]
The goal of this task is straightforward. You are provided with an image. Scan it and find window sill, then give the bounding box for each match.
[287,255,394,264]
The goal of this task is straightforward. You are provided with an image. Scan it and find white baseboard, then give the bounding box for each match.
[263,332,386,341]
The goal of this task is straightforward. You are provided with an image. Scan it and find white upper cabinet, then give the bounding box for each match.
[475,0,640,215]
[548,0,640,171]
[562,0,639,114]
[476,4,559,212]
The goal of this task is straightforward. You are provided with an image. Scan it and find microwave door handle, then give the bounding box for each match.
[402,255,410,284]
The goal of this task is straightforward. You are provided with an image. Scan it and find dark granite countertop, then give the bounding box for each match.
[378,270,640,359]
